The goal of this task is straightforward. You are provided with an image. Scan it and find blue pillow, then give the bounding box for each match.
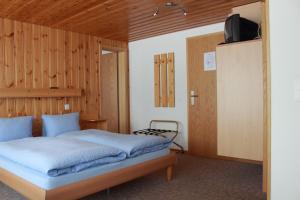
[0,116,33,142]
[42,112,80,137]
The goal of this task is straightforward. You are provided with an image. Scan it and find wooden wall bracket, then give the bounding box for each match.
[0,88,82,98]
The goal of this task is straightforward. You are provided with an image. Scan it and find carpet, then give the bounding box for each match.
[0,154,266,200]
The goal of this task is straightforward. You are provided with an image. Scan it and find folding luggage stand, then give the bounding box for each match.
[133,120,184,153]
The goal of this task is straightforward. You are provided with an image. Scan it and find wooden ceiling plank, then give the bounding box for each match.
[57,0,212,28]
[128,17,226,41]
[53,0,126,26]
[92,13,226,41]
[55,0,160,28]
[65,3,227,34]
[59,0,235,36]
[79,5,230,37]
[128,16,226,41]
[0,0,261,41]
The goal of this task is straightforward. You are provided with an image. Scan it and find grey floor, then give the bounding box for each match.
[0,154,266,200]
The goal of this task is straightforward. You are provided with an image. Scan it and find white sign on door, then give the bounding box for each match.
[204,51,216,71]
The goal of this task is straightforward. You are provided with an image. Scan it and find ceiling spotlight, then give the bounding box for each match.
[153,8,159,16]
[181,8,187,16]
[153,1,187,17]
[165,2,177,7]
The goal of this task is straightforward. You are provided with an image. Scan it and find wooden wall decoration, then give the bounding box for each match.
[0,17,127,134]
[160,54,168,107]
[167,53,175,107]
[154,52,175,108]
[0,88,81,98]
[154,55,161,107]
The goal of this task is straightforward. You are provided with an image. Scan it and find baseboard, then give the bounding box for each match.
[186,151,262,165]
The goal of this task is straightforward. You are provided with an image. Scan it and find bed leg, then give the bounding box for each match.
[106,188,110,196]
[166,165,173,181]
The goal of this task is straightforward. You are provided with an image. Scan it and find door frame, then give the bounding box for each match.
[262,1,271,199]
[100,44,130,134]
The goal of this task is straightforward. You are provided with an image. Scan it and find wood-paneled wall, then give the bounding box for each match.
[0,17,127,129]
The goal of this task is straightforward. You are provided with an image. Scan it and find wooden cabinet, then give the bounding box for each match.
[216,39,263,161]
[80,119,108,131]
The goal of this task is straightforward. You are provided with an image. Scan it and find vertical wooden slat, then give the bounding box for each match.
[4,19,15,116]
[160,53,168,107]
[33,24,42,118]
[64,31,72,112]
[167,52,175,107]
[49,28,58,114]
[14,21,26,116]
[41,26,50,114]
[90,36,100,119]
[57,29,65,113]
[0,18,6,117]
[24,23,33,116]
[78,34,86,114]
[98,39,102,120]
[71,32,79,112]
[85,35,91,114]
[154,54,160,107]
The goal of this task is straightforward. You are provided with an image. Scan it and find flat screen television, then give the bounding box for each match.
[224,14,259,43]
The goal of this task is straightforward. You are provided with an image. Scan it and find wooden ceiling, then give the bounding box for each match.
[0,0,260,41]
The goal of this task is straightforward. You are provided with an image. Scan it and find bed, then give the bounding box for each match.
[0,128,176,200]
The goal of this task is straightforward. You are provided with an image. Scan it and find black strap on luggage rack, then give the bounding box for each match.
[133,120,184,153]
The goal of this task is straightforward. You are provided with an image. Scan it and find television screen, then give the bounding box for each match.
[224,14,259,43]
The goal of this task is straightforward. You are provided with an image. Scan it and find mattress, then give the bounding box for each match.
[0,148,170,190]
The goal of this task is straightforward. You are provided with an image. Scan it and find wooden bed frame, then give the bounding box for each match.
[0,152,176,200]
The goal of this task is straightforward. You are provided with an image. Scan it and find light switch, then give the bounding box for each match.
[64,104,70,110]
[294,80,300,102]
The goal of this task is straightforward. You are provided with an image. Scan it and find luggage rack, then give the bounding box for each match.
[133,120,184,153]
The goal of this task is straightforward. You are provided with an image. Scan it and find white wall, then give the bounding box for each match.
[129,23,224,150]
[269,0,300,199]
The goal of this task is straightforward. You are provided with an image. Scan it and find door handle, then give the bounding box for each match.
[190,91,199,106]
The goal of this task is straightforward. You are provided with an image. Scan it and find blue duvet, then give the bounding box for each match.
[59,129,172,158]
[0,137,126,177]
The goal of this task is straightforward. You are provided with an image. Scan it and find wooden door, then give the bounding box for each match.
[101,52,119,132]
[187,33,224,157]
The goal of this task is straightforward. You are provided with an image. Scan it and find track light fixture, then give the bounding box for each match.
[153,1,187,17]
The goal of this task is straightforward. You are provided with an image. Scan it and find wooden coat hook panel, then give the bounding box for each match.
[154,52,175,107]
[0,88,82,98]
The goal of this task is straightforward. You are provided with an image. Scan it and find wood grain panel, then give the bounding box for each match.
[216,40,263,161]
[0,17,127,135]
[0,19,5,115]
[41,26,50,115]
[261,1,270,194]
[0,0,260,41]
[160,54,167,107]
[101,52,119,132]
[167,52,175,107]
[154,54,161,107]
[14,21,26,116]
[0,88,81,98]
[118,51,130,134]
[4,19,15,116]
[187,32,224,158]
